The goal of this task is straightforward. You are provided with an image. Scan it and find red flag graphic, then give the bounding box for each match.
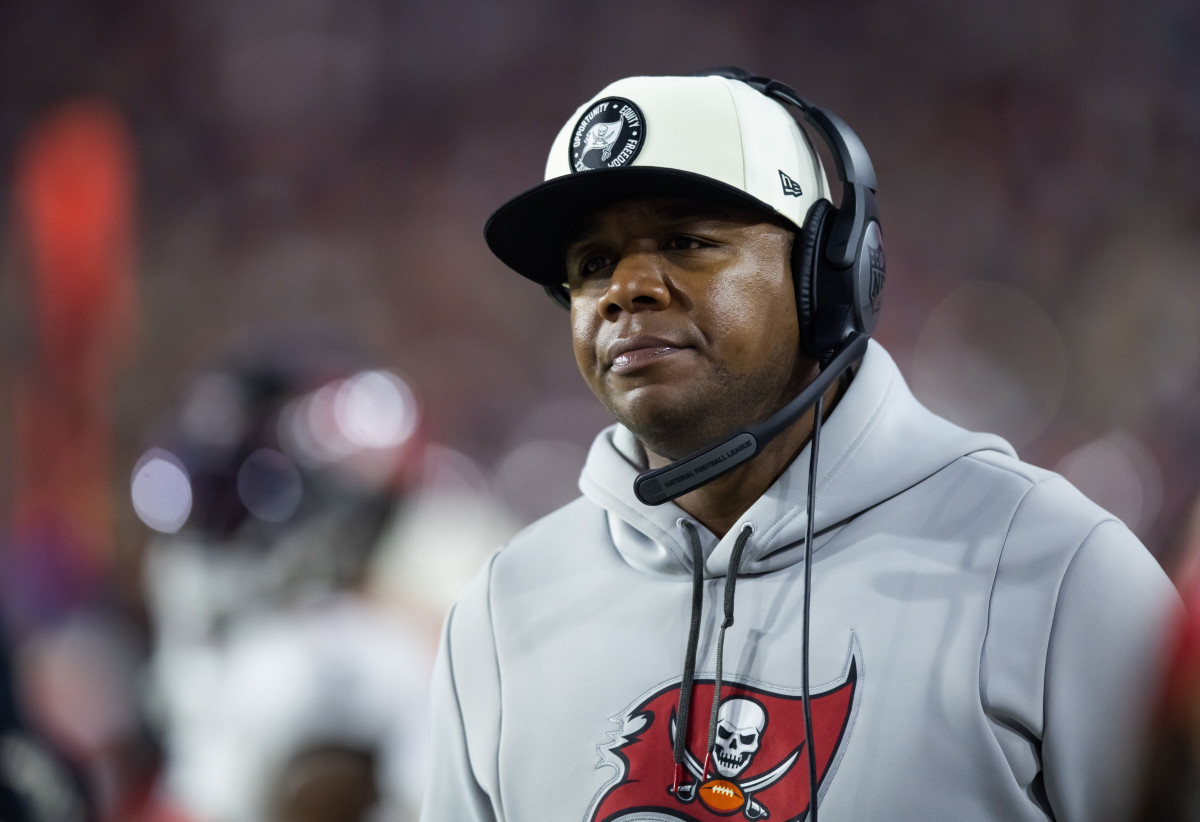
[590,657,857,822]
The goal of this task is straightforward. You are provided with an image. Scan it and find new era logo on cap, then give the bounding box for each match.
[779,170,803,197]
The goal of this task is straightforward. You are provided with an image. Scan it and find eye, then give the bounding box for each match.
[581,253,614,275]
[568,250,615,283]
[664,235,706,251]
[717,726,732,739]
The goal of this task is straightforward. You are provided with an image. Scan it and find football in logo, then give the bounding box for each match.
[569,97,645,172]
[698,779,745,814]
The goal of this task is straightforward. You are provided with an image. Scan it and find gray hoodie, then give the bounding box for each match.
[421,340,1178,822]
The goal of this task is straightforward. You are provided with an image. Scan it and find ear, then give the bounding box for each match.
[545,283,571,309]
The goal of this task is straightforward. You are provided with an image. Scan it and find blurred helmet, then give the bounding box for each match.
[131,334,426,639]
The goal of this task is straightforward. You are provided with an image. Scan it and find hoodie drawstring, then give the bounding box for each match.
[672,520,706,792]
[702,524,752,780]
[672,520,753,791]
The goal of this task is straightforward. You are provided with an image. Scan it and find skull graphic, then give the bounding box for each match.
[713,698,766,778]
[582,119,624,161]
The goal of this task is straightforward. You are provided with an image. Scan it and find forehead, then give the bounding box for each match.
[565,197,773,246]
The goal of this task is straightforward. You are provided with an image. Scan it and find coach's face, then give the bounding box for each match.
[564,197,818,462]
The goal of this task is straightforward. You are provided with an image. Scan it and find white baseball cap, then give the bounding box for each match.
[485,73,831,286]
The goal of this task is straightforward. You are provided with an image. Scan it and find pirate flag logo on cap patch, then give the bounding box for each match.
[570,97,645,172]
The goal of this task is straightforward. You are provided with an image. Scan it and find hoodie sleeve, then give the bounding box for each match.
[420,557,505,822]
[1040,518,1181,822]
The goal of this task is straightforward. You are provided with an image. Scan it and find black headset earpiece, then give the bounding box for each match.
[793,198,833,363]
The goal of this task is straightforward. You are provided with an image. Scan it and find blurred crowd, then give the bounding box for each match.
[1,0,1199,819]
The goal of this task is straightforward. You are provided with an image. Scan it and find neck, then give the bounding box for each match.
[646,375,846,538]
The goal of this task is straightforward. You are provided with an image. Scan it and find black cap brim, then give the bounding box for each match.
[484,167,778,286]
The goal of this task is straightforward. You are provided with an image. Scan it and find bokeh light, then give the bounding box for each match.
[1056,431,1163,536]
[334,370,418,450]
[131,449,193,534]
[236,448,303,524]
[911,281,1066,449]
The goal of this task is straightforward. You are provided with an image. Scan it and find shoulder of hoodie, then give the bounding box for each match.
[946,449,1177,661]
[960,448,1156,564]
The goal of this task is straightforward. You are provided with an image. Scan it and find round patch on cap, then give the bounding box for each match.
[569,97,646,172]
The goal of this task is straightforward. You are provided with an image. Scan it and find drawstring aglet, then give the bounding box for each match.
[671,763,683,794]
[700,749,712,782]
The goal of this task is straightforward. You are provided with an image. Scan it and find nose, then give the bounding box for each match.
[600,251,670,319]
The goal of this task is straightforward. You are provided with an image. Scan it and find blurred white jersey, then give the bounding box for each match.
[152,594,432,822]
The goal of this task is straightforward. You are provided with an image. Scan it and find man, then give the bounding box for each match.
[421,70,1179,822]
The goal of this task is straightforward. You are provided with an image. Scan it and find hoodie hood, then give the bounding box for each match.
[578,339,1015,579]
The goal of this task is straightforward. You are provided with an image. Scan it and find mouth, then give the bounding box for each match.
[606,336,688,374]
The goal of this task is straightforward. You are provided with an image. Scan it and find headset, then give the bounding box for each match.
[628,67,886,505]
[711,68,884,366]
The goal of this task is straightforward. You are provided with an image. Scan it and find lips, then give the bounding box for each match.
[606,335,689,374]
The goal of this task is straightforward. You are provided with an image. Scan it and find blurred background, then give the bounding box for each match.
[1,0,1198,819]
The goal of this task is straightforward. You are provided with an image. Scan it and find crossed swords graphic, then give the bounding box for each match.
[669,717,802,820]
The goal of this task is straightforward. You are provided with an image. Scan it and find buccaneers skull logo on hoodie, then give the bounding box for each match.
[587,649,858,822]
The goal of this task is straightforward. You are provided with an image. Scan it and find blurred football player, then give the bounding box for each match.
[132,335,433,822]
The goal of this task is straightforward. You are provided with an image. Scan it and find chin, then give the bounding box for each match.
[619,411,729,462]
[606,386,759,460]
